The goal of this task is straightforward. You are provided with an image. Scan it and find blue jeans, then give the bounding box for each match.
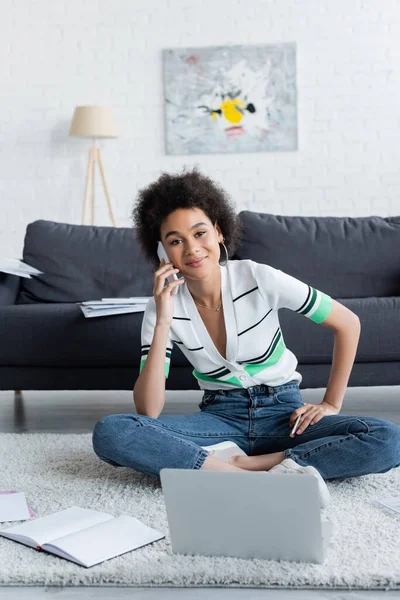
[92,380,400,480]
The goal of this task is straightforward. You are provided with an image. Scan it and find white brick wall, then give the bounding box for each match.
[1,0,400,256]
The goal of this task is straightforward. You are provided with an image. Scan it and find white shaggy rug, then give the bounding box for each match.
[0,433,400,590]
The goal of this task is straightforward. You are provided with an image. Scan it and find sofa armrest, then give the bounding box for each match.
[0,273,21,305]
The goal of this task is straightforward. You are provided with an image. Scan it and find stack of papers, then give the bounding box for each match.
[0,258,43,279]
[78,297,151,318]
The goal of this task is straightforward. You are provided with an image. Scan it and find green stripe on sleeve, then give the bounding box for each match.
[308,293,333,324]
[139,356,171,379]
[164,360,170,378]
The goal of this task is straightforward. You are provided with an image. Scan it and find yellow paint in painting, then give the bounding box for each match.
[219,98,246,124]
[211,111,218,120]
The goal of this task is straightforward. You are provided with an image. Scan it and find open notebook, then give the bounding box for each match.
[0,506,164,568]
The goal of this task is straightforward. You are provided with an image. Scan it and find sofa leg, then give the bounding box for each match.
[14,390,26,431]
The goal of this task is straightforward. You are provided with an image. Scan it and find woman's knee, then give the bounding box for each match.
[382,421,400,465]
[92,413,149,457]
[369,419,400,470]
[372,418,400,441]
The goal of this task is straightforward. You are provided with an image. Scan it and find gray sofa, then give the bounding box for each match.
[1,212,400,391]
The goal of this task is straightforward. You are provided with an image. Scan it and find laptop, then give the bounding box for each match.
[160,469,333,564]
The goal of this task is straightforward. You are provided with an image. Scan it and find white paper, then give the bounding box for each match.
[0,259,43,276]
[81,303,147,309]
[0,269,32,279]
[0,492,31,522]
[80,299,150,306]
[83,304,140,309]
[376,496,400,514]
[43,515,164,568]
[0,506,113,547]
[80,306,147,318]
[101,297,151,303]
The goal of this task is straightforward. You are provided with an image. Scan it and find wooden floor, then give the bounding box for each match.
[0,385,399,598]
[1,385,400,434]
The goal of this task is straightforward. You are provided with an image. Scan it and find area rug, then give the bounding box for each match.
[0,433,399,589]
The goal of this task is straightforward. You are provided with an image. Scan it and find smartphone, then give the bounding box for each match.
[157,241,180,295]
[290,415,301,436]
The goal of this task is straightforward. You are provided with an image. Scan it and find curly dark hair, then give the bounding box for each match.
[132,166,242,268]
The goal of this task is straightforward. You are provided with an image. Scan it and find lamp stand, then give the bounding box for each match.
[82,141,116,226]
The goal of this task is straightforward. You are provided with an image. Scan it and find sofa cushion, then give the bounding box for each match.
[235,211,400,299]
[0,273,21,305]
[1,297,398,368]
[17,220,154,304]
[0,304,187,368]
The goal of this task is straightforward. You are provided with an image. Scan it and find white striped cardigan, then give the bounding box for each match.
[140,259,333,391]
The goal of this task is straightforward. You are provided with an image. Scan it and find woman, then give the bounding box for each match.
[93,168,400,507]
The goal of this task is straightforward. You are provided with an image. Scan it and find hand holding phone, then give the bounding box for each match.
[157,241,180,295]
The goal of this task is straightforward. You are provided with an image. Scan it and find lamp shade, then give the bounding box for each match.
[69,106,118,138]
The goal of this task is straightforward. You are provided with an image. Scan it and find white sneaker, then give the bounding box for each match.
[269,458,330,509]
[201,441,247,463]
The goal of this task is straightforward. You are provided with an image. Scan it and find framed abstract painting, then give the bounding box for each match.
[163,43,297,155]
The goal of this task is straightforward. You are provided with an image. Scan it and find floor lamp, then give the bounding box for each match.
[69,106,118,226]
